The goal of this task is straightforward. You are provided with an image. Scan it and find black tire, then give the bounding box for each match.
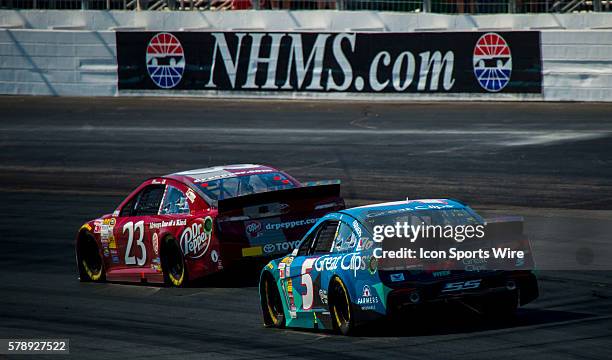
[161,238,187,287]
[261,274,285,328]
[77,232,105,282]
[329,277,354,335]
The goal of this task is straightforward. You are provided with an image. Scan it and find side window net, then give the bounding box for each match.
[333,222,356,253]
[119,196,137,217]
[312,221,339,255]
[133,185,165,216]
[297,231,316,257]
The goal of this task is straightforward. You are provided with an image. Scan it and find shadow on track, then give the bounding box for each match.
[360,307,592,337]
[188,259,265,288]
[272,304,593,338]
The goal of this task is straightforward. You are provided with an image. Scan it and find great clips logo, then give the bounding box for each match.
[146,33,185,89]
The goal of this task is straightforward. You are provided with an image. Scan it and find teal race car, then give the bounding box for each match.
[259,199,538,335]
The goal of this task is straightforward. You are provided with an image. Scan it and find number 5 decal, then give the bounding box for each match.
[123,221,147,266]
[301,258,317,310]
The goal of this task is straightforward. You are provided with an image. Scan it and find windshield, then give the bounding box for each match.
[363,208,484,233]
[195,172,297,201]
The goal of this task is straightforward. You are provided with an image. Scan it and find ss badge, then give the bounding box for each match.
[441,279,482,292]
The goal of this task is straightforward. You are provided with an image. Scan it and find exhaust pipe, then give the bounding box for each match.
[506,280,517,291]
[409,291,421,304]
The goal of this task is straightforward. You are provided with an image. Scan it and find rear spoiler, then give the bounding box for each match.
[217,183,341,214]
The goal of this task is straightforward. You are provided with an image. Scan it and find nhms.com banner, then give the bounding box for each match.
[117,31,542,94]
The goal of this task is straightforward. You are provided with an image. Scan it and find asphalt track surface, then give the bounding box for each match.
[1,97,611,359]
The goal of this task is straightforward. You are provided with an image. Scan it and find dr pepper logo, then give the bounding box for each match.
[473,33,512,92]
[245,220,262,238]
[180,217,213,259]
[146,32,185,89]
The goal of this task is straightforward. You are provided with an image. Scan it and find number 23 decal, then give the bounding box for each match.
[123,221,147,266]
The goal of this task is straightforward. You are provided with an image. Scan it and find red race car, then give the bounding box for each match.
[75,164,344,286]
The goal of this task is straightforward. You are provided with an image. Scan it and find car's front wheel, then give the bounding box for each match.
[330,277,354,335]
[161,238,187,287]
[261,274,285,328]
[77,233,104,282]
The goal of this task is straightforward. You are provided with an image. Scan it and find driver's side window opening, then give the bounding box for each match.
[160,186,190,215]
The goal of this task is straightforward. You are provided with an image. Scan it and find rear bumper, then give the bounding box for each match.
[386,271,538,313]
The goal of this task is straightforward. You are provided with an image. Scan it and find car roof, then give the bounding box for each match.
[340,199,467,219]
[164,164,279,184]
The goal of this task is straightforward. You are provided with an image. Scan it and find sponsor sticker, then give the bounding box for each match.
[241,246,263,257]
[319,289,328,305]
[263,240,301,254]
[186,189,196,203]
[180,216,213,259]
[390,273,405,282]
[245,220,262,238]
[108,235,117,249]
[279,263,286,279]
[263,243,276,253]
[433,270,451,278]
[93,220,102,234]
[357,284,380,309]
[149,219,187,229]
[313,252,368,277]
[265,218,317,231]
[152,233,159,256]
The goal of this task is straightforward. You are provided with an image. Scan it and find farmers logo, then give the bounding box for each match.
[146,33,185,89]
[180,217,213,259]
[473,33,512,92]
[357,284,379,307]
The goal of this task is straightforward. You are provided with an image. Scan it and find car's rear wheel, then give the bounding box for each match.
[162,238,187,287]
[78,233,104,282]
[261,274,285,328]
[330,277,354,335]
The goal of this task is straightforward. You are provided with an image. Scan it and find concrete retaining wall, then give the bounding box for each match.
[1,10,611,101]
[541,31,612,102]
[0,29,116,96]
